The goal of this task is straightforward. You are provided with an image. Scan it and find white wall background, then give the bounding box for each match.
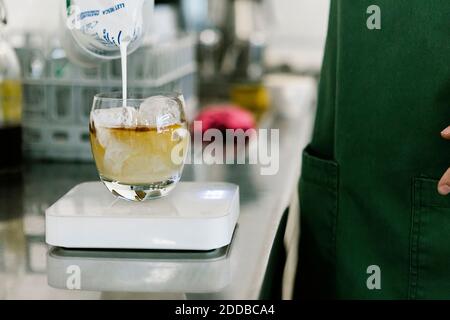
[3,0,330,70]
[265,0,330,71]
[3,0,60,34]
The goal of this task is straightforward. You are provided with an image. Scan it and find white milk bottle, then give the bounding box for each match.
[60,0,154,67]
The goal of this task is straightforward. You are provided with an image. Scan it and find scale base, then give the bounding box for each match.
[45,182,239,251]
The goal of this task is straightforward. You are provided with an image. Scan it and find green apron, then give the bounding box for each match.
[295,0,450,299]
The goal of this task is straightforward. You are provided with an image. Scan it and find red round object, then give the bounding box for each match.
[194,105,256,133]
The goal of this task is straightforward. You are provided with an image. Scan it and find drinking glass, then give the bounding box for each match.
[89,92,189,201]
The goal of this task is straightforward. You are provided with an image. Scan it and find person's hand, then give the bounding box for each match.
[438,126,450,195]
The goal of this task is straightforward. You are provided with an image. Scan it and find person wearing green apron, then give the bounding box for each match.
[295,0,450,299]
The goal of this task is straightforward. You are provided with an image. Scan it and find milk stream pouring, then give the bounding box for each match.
[61,0,154,104]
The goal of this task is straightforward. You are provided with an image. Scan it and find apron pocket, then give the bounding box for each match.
[297,146,339,298]
[409,177,450,299]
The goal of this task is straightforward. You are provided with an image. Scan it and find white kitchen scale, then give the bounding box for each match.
[45,182,239,251]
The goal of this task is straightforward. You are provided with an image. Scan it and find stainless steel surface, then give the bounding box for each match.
[0,110,314,299]
[47,241,233,293]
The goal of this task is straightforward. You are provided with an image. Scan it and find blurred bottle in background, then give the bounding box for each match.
[0,0,22,170]
[180,0,270,121]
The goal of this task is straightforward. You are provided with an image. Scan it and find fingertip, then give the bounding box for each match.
[438,184,450,196]
[441,127,450,138]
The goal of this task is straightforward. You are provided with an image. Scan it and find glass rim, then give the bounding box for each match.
[93,91,183,102]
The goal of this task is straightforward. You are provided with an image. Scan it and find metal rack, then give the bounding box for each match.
[17,34,198,161]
